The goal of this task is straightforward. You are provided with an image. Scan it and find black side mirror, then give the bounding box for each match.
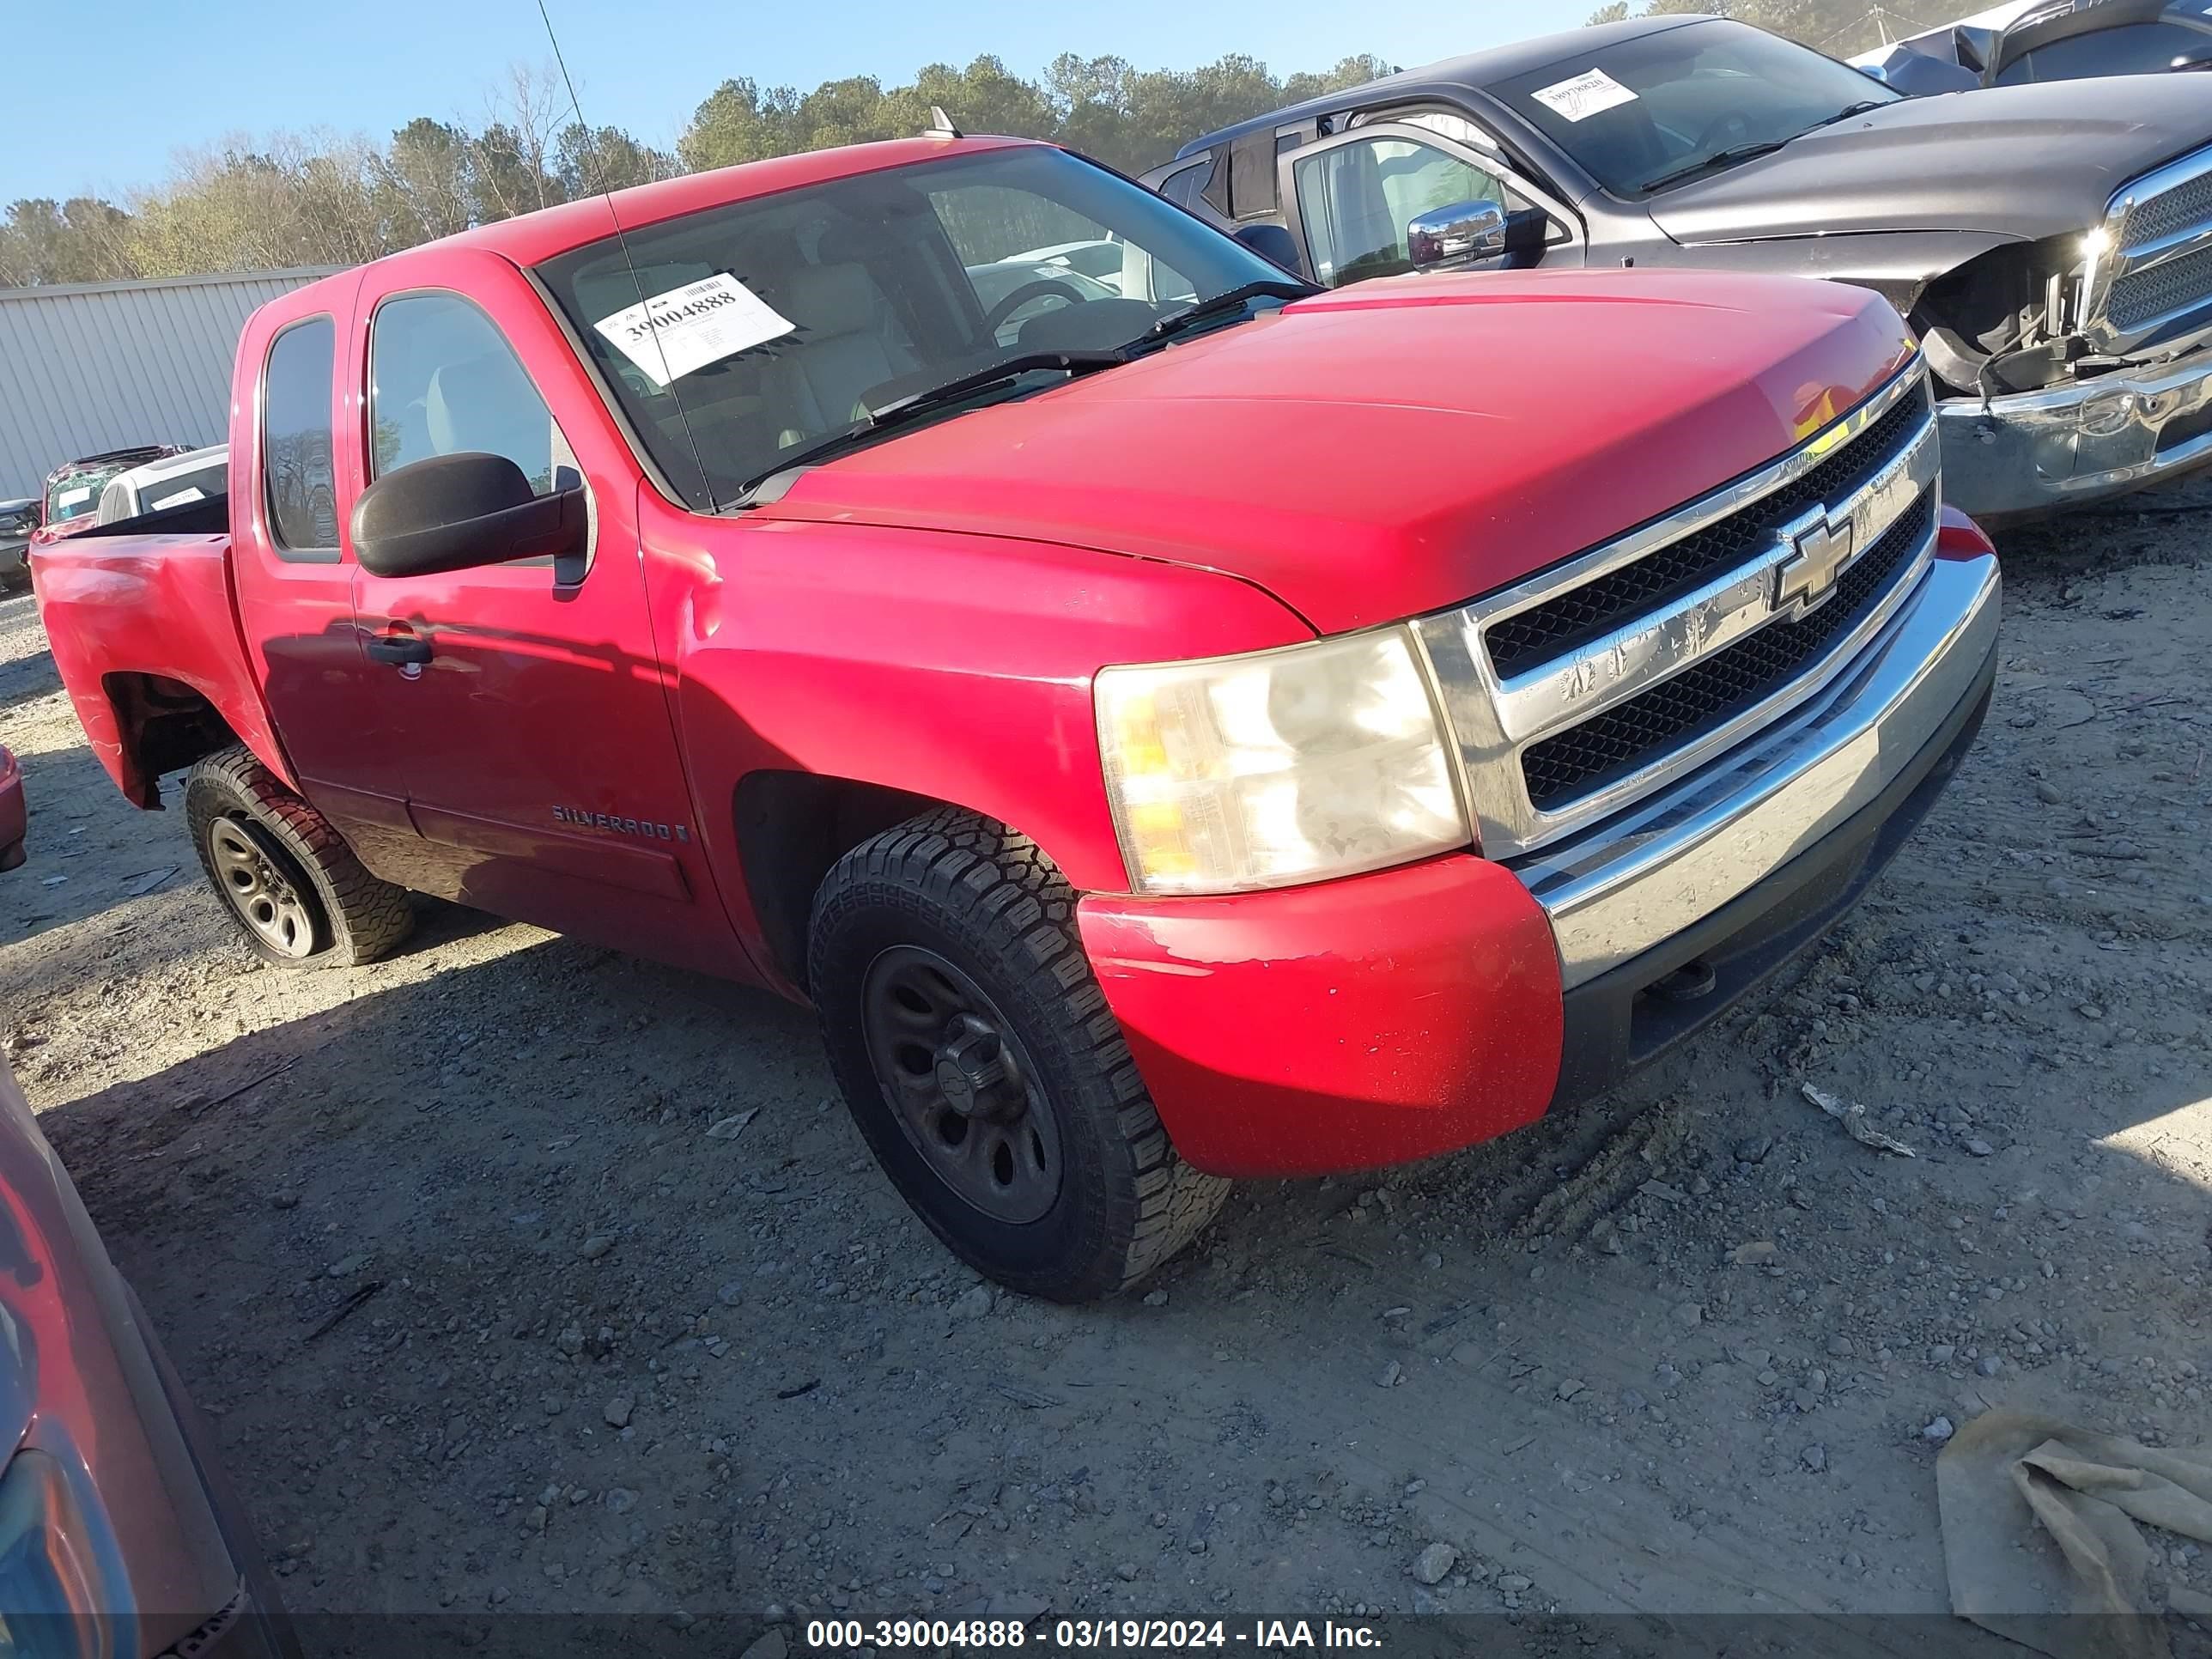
[1234,222,1304,276]
[1504,207,1550,262]
[351,452,587,582]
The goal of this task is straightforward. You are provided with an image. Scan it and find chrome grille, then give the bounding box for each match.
[2110,241,2212,335]
[1410,361,1942,860]
[1522,492,1933,811]
[2119,167,2212,255]
[2094,146,2212,347]
[1486,392,1929,678]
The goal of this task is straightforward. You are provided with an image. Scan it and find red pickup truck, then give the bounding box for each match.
[33,135,2001,1299]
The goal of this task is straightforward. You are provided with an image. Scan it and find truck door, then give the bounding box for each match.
[341,252,743,978]
[229,283,401,840]
[1276,121,1583,288]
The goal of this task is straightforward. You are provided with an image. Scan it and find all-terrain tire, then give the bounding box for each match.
[809,808,1228,1302]
[184,745,413,968]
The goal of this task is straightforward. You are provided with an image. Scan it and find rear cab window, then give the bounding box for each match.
[263,316,341,558]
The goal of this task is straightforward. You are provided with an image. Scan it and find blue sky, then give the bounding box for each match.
[7,0,1596,203]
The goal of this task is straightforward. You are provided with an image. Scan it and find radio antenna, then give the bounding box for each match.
[532,0,719,510]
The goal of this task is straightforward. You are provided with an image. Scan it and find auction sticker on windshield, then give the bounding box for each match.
[1529,68,1639,123]
[593,272,794,387]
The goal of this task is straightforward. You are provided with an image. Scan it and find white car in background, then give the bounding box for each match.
[962,257,1125,345]
[95,445,228,526]
[965,242,1201,345]
[1006,238,1136,291]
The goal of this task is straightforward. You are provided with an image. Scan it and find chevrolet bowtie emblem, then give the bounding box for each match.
[1772,504,1856,617]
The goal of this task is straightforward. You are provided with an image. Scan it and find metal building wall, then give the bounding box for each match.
[0,269,339,500]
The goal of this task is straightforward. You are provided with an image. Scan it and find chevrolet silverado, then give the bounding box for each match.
[33,134,1999,1298]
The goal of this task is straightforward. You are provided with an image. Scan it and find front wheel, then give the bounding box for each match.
[184,747,413,968]
[809,809,1228,1302]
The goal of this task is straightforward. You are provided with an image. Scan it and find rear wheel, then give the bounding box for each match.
[184,746,413,968]
[810,809,1228,1302]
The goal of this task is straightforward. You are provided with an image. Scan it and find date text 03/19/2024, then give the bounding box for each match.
[803,1620,1384,1650]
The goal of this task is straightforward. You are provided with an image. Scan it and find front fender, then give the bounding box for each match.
[644,505,1314,950]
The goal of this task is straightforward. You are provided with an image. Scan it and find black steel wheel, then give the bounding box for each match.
[860,945,1064,1225]
[810,808,1228,1302]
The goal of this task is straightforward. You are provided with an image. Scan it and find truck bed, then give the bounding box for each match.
[31,525,284,808]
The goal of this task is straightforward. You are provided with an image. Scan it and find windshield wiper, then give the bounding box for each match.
[1804,98,1890,131]
[865,349,1129,423]
[1638,140,1791,194]
[1638,99,1892,196]
[1143,279,1316,345]
[730,350,1127,507]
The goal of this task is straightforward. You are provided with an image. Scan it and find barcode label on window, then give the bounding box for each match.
[1530,68,1639,124]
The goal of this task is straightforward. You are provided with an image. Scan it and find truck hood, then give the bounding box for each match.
[1650,79,2212,246]
[760,270,1915,634]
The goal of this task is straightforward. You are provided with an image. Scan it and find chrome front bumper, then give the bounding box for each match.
[1937,349,2212,520]
[1511,550,2000,990]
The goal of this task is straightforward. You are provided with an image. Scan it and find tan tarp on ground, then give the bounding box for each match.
[1939,1408,2212,1659]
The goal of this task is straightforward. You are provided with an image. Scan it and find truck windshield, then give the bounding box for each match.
[1487,19,1901,198]
[534,145,1298,510]
[46,465,131,525]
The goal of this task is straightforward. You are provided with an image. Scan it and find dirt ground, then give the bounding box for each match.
[1,490,2208,1645]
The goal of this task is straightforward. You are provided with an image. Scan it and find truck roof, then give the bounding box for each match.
[1176,15,1711,161]
[277,133,1040,314]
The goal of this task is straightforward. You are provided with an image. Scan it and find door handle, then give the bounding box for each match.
[364,631,433,666]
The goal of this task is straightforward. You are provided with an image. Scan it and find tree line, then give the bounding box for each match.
[1,6,1924,287]
[0,52,1390,287]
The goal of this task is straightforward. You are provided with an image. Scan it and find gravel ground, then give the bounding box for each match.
[1,495,2208,1644]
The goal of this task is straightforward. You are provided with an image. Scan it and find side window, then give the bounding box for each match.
[1292,137,1528,288]
[1397,110,1500,152]
[1998,22,2209,82]
[263,316,339,557]
[1158,160,1209,210]
[370,291,575,495]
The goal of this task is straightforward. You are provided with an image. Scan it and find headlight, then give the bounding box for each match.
[1097,627,1470,895]
[0,1446,133,1659]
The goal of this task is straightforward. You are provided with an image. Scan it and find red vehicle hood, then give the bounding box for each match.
[761,270,1916,634]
